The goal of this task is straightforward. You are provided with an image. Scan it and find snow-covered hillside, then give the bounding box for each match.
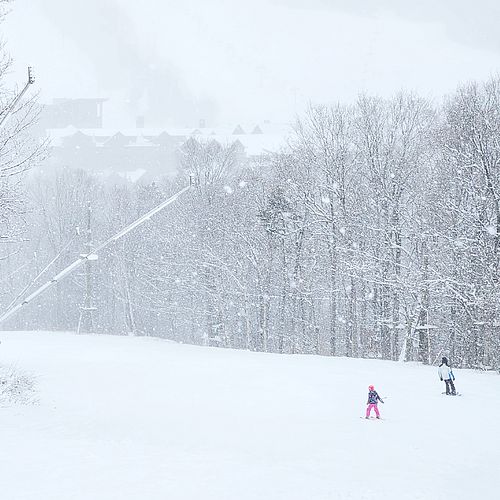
[0,331,498,500]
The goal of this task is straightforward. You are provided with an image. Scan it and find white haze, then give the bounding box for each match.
[3,0,500,127]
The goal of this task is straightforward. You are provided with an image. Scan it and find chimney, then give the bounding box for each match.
[136,115,145,129]
[199,118,206,128]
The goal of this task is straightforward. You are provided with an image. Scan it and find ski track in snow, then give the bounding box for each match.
[0,331,498,500]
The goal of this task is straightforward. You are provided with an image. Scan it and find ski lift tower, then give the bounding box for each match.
[77,202,97,334]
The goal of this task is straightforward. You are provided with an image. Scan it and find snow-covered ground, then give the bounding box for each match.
[0,331,498,500]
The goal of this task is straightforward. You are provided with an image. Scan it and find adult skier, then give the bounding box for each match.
[438,357,457,395]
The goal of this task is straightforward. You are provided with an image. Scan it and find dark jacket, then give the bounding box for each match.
[367,390,384,405]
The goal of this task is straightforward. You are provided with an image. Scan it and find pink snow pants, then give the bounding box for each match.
[366,403,380,418]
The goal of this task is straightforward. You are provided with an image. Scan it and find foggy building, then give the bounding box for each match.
[42,106,288,181]
[40,98,106,129]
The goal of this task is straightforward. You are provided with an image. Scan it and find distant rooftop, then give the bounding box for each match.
[46,122,290,156]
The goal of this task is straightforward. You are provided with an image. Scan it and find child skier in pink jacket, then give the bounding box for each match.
[366,385,384,418]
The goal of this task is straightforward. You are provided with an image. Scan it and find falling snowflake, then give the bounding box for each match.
[486,225,497,236]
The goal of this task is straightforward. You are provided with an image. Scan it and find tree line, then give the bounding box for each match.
[2,78,500,370]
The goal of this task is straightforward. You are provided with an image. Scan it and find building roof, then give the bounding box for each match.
[47,122,290,156]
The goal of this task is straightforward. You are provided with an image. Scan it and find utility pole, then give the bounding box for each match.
[77,202,97,334]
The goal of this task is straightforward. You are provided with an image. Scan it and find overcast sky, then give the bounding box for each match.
[3,0,500,127]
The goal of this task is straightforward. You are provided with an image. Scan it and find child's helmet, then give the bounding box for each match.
[368,385,374,390]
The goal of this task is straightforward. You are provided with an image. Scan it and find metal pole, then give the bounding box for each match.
[78,202,96,333]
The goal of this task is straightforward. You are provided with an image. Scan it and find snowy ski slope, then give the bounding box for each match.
[0,331,498,500]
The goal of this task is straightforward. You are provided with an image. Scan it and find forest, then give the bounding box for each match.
[2,79,500,370]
